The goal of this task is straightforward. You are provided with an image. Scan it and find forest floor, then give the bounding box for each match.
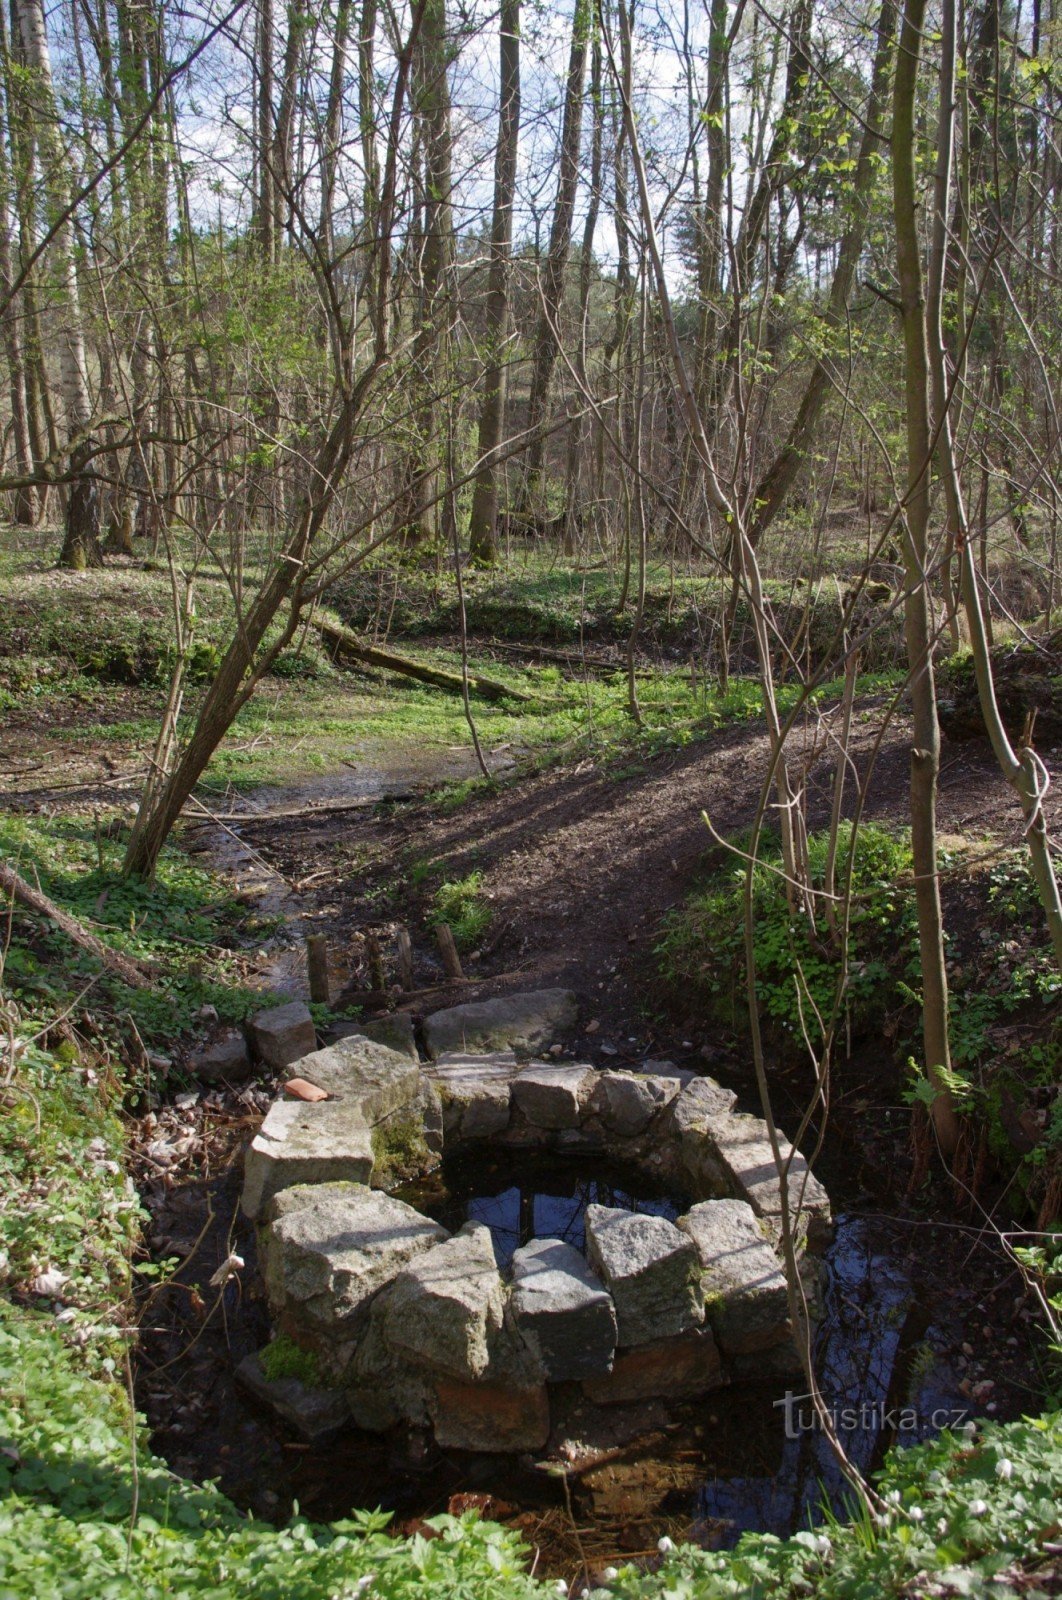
[2,542,1060,1579]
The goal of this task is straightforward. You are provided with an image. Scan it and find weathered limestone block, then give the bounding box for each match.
[430,1053,518,1139]
[429,1373,550,1453]
[584,1206,703,1346]
[241,1099,374,1220]
[511,1063,597,1130]
[236,1350,352,1444]
[511,1237,617,1381]
[189,1029,251,1084]
[251,1000,317,1071]
[345,1287,433,1432]
[678,1198,790,1355]
[582,1326,723,1405]
[286,1034,420,1124]
[383,1222,504,1381]
[417,1075,444,1154]
[422,989,578,1059]
[590,1071,681,1137]
[259,1182,448,1340]
[327,1013,418,1062]
[700,1113,832,1248]
[663,1076,739,1198]
[429,1318,549,1452]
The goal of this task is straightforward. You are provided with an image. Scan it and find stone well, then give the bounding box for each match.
[238,996,832,1451]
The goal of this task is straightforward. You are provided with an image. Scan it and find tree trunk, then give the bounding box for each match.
[892,0,960,1155]
[467,0,521,564]
[523,0,590,491]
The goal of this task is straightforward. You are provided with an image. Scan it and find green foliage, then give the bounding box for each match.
[658,822,915,1051]
[430,871,491,950]
[0,811,270,1053]
[258,1334,323,1388]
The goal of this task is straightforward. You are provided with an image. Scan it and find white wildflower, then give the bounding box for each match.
[995,1458,1013,1481]
[814,1533,832,1557]
[908,1507,924,1523]
[885,1489,901,1506]
[603,1570,619,1582]
[937,1518,948,1535]
[209,1252,245,1289]
[962,1421,978,1440]
[657,1536,675,1554]
[968,1499,988,1517]
[555,1583,568,1596]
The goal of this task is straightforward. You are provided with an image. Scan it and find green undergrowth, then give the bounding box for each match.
[659,825,1061,1216]
[430,870,492,949]
[0,810,276,1058]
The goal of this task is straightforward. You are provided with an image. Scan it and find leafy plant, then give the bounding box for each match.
[430,871,492,950]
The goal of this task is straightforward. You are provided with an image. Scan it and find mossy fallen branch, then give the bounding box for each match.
[316,616,536,703]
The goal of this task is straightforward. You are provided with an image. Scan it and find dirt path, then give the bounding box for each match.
[242,706,1053,1047]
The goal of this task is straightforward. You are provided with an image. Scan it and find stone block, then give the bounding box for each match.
[590,1071,681,1136]
[259,1181,447,1338]
[430,1054,517,1140]
[584,1206,703,1346]
[326,1013,418,1062]
[241,1099,374,1220]
[678,1198,790,1355]
[345,1288,432,1431]
[383,1222,504,1381]
[582,1326,723,1405]
[664,1076,740,1197]
[188,1029,251,1084]
[511,1063,597,1130]
[236,1350,352,1444]
[251,1001,317,1071]
[423,989,578,1059]
[700,1113,832,1248]
[288,1034,421,1124]
[430,1374,550,1453]
[511,1237,617,1381]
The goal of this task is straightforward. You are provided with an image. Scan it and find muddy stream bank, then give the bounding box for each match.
[133,750,1043,1583]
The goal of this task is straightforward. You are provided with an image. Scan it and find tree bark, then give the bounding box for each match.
[467,0,521,564]
[892,0,960,1155]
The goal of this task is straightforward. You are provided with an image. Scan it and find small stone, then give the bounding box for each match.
[383,1223,505,1381]
[258,1182,448,1339]
[590,1071,681,1136]
[678,1199,790,1354]
[188,1029,251,1084]
[584,1206,703,1346]
[236,1351,352,1445]
[422,989,578,1059]
[511,1238,617,1381]
[250,1001,317,1071]
[582,1326,723,1405]
[241,1099,374,1219]
[511,1063,597,1130]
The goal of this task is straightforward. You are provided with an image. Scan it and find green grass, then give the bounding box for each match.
[0,810,277,1056]
[430,870,492,949]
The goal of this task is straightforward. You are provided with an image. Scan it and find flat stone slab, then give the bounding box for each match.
[700,1113,832,1246]
[678,1198,790,1355]
[422,989,578,1059]
[511,1063,597,1130]
[242,1099,374,1220]
[511,1238,617,1381]
[383,1222,504,1381]
[327,1013,418,1062]
[251,1000,317,1071]
[259,1182,448,1336]
[590,1071,681,1136]
[584,1206,703,1347]
[429,1052,518,1139]
[285,1034,421,1124]
[582,1326,723,1405]
[236,1350,352,1444]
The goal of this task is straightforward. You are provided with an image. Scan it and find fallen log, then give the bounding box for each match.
[315,617,536,704]
[0,860,153,989]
